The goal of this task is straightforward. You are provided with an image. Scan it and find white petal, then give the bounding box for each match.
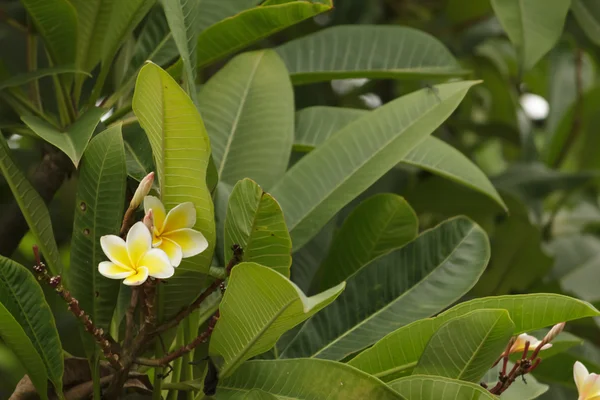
[157,238,183,267]
[144,196,166,231]
[139,248,175,279]
[585,373,600,399]
[123,267,149,286]
[98,261,134,279]
[126,222,152,266]
[163,228,208,258]
[100,235,131,269]
[163,202,196,232]
[575,361,590,392]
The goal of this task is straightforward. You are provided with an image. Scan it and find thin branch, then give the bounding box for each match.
[123,287,140,350]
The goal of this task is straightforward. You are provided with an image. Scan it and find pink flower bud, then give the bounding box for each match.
[543,322,566,344]
[130,172,155,210]
[143,209,154,232]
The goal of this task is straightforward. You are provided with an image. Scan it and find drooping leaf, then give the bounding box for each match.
[0,66,90,91]
[276,25,468,85]
[224,179,292,277]
[280,217,490,361]
[68,125,126,331]
[310,194,418,294]
[122,123,155,182]
[196,1,333,68]
[132,62,215,318]
[571,0,600,46]
[22,107,105,167]
[216,359,404,399]
[413,310,515,382]
[0,256,63,396]
[271,81,479,251]
[198,50,294,189]
[209,263,344,378]
[348,294,599,380]
[69,0,113,75]
[490,0,570,71]
[388,375,496,400]
[0,134,62,275]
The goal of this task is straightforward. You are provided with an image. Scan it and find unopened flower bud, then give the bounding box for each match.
[143,209,154,232]
[543,322,566,344]
[130,172,154,210]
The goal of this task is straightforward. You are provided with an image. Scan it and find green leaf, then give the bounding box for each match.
[310,194,418,294]
[216,359,404,399]
[0,256,63,396]
[224,179,292,277]
[414,310,515,382]
[280,217,490,361]
[22,107,105,167]
[0,66,90,91]
[571,0,600,46]
[276,26,468,85]
[0,303,48,399]
[132,62,215,318]
[272,81,479,251]
[198,50,294,189]
[22,0,77,65]
[490,0,570,71]
[209,263,345,378]
[0,134,62,275]
[122,123,155,182]
[388,375,496,400]
[348,293,599,380]
[69,0,113,74]
[244,389,278,400]
[68,125,126,331]
[196,1,333,68]
[195,0,261,31]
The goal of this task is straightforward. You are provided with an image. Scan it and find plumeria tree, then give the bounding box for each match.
[2,0,600,399]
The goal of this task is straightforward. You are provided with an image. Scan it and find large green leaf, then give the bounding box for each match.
[132,62,215,318]
[21,0,77,66]
[196,1,332,68]
[276,26,467,85]
[414,310,514,382]
[0,303,48,399]
[243,389,278,400]
[0,256,63,396]
[348,294,599,380]
[311,194,418,294]
[572,0,600,46]
[271,81,479,251]
[388,375,496,400]
[195,0,260,31]
[0,66,90,91]
[22,107,105,167]
[68,125,126,331]
[209,263,344,378]
[280,217,490,361]
[224,179,292,277]
[216,359,404,399]
[122,123,156,182]
[0,134,62,275]
[198,50,293,189]
[490,0,570,71]
[69,0,113,75]
[294,106,506,211]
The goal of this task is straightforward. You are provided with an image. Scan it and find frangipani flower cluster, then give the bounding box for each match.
[574,361,600,400]
[98,174,208,286]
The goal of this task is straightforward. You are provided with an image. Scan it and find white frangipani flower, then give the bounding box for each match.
[508,333,552,355]
[574,361,600,400]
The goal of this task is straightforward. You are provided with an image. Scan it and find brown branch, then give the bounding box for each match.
[123,287,140,350]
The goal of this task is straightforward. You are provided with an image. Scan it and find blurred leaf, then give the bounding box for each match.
[122,123,155,182]
[272,81,479,252]
[277,26,468,85]
[445,0,492,25]
[196,1,332,68]
[414,310,515,382]
[0,134,63,275]
[196,0,261,30]
[388,375,496,400]
[534,341,600,388]
[311,194,418,294]
[0,66,90,91]
[482,361,548,399]
[348,293,599,380]
[209,263,344,378]
[490,0,570,71]
[0,256,63,396]
[572,0,600,46]
[68,125,126,332]
[280,217,490,361]
[547,234,600,287]
[216,359,404,399]
[198,50,293,189]
[132,62,215,318]
[224,179,292,277]
[22,107,104,167]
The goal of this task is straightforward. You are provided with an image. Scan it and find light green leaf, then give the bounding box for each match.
[294,106,506,211]
[272,82,479,251]
[22,107,105,167]
[224,179,292,277]
[198,50,293,189]
[388,375,496,400]
[572,0,600,46]
[196,1,332,68]
[276,26,468,85]
[68,125,126,331]
[311,194,418,294]
[209,263,345,378]
[490,0,570,71]
[0,134,62,275]
[21,0,77,66]
[216,359,404,399]
[0,256,63,396]
[0,66,90,91]
[0,303,48,399]
[348,294,599,380]
[132,62,215,318]
[280,217,490,361]
[243,389,278,400]
[414,310,515,382]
